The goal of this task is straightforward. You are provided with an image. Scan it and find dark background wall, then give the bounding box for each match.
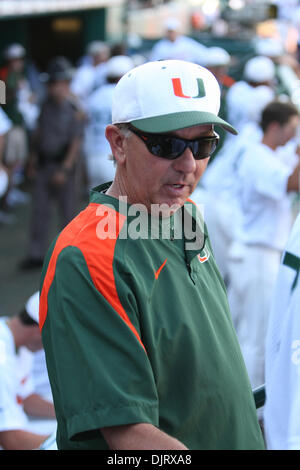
[0,8,106,71]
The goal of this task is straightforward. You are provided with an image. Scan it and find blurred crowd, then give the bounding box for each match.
[1,12,300,449]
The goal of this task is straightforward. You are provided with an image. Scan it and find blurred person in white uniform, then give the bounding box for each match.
[264,213,300,449]
[227,100,300,390]
[1,43,40,134]
[149,17,207,64]
[255,37,285,58]
[192,85,275,282]
[0,108,12,153]
[0,292,56,450]
[0,108,12,223]
[71,41,110,104]
[204,46,235,92]
[225,56,276,137]
[1,44,32,210]
[83,55,134,189]
[202,47,235,167]
[0,107,11,190]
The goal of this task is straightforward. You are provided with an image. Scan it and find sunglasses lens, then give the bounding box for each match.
[143,137,184,160]
[193,138,218,160]
[160,138,187,159]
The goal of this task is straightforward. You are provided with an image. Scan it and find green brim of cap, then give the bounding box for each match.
[131,111,238,135]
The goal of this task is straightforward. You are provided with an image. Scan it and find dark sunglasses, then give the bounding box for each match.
[129,126,219,160]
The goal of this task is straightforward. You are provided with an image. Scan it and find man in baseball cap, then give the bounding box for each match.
[43,56,75,83]
[83,55,135,189]
[149,18,208,64]
[20,55,83,270]
[226,55,276,136]
[40,59,264,450]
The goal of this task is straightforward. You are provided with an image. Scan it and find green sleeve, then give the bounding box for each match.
[43,245,159,442]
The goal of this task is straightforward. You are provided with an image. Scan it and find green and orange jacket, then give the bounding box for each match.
[40,183,265,450]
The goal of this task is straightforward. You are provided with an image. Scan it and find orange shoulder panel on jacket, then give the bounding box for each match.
[39,203,145,351]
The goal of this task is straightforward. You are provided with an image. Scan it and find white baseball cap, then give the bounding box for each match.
[4,43,26,60]
[112,59,237,134]
[164,17,181,32]
[25,291,40,324]
[0,168,8,198]
[205,47,231,67]
[106,55,135,79]
[244,55,275,83]
[255,38,284,58]
[87,41,109,57]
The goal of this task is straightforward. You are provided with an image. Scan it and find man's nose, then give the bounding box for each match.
[172,146,197,173]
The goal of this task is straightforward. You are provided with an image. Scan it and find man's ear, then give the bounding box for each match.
[105,125,127,164]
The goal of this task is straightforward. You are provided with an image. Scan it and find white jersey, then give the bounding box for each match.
[70,63,107,103]
[0,318,33,432]
[83,83,116,187]
[149,36,207,64]
[202,121,262,196]
[264,214,300,449]
[83,83,114,157]
[225,82,274,136]
[225,81,254,132]
[236,141,295,251]
[224,83,274,146]
[0,318,56,440]
[31,349,53,401]
[0,108,12,136]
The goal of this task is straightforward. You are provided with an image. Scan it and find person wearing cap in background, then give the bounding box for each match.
[71,41,110,104]
[204,47,234,92]
[225,55,277,139]
[0,291,55,450]
[83,55,135,189]
[149,17,207,64]
[192,85,275,284]
[0,43,31,214]
[203,46,235,156]
[0,107,12,224]
[226,100,300,394]
[0,43,27,128]
[39,59,264,450]
[20,57,83,270]
[255,36,300,82]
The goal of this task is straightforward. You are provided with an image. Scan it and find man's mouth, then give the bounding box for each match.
[165,183,190,194]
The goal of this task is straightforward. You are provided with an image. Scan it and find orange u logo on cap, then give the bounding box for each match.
[172,78,206,99]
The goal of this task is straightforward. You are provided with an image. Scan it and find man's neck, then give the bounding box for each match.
[261,134,278,151]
